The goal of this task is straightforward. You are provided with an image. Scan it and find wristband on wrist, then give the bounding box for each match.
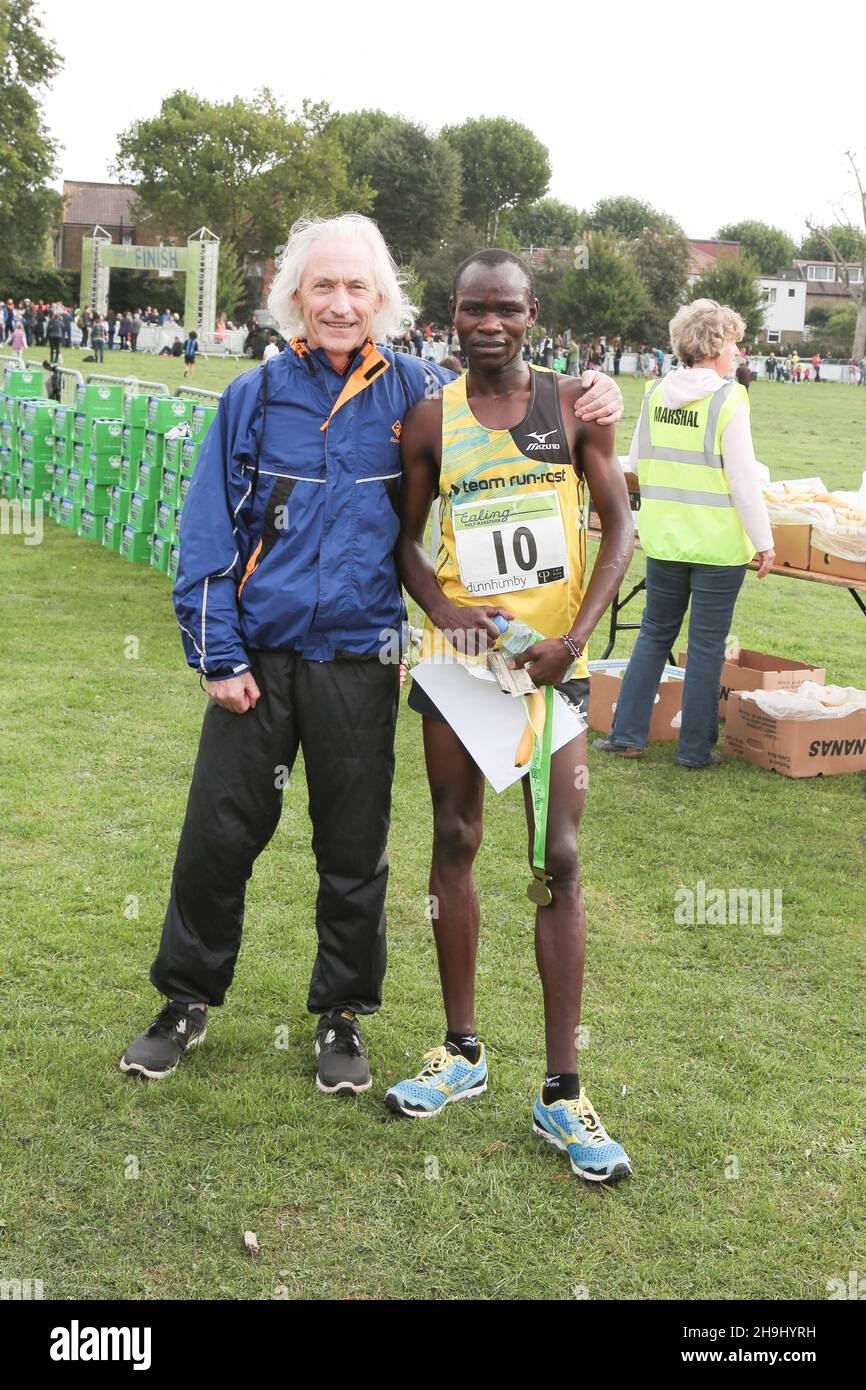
[560,635,582,662]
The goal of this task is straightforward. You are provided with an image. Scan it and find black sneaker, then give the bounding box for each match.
[314,1011,371,1095]
[119,1001,208,1079]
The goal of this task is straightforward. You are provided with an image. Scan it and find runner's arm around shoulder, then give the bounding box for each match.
[396,398,452,628]
[172,386,254,679]
[570,415,634,653]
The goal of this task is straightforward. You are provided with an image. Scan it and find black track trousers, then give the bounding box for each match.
[150,651,399,1015]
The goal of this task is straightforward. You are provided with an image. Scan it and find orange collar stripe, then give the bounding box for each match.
[319,341,390,432]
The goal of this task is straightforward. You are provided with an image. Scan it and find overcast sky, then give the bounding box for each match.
[41,0,864,246]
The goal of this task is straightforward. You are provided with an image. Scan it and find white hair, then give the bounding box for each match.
[267,213,417,341]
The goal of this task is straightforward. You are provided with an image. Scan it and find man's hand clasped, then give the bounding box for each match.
[205,671,261,713]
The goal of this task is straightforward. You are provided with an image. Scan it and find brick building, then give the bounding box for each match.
[54,181,179,271]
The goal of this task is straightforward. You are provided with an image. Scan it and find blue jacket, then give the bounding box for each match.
[173,340,453,675]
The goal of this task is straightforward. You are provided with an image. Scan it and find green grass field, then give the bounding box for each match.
[1,357,864,1301]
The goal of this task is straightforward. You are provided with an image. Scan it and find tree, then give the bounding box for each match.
[114,93,369,258]
[535,234,649,339]
[412,225,487,325]
[0,0,63,281]
[799,224,866,263]
[504,198,587,250]
[587,195,682,239]
[804,153,866,357]
[689,254,765,342]
[329,110,461,262]
[716,220,796,275]
[441,117,550,244]
[631,230,691,344]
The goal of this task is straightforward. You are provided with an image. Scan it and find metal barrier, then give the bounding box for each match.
[86,372,169,397]
[0,352,25,369]
[173,385,222,403]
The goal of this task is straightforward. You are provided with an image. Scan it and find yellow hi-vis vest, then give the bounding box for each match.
[637,378,755,566]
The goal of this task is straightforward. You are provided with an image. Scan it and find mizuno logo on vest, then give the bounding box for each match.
[526,429,559,449]
[653,405,699,428]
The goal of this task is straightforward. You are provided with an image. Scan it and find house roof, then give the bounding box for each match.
[62,181,142,228]
[686,239,741,278]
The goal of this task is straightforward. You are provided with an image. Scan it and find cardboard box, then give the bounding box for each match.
[724,692,866,777]
[771,523,811,570]
[809,545,866,584]
[588,660,684,742]
[678,648,825,719]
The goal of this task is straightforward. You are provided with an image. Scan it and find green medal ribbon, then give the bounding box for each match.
[526,684,555,907]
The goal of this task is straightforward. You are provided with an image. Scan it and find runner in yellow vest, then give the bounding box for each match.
[595,298,774,768]
[389,249,636,1184]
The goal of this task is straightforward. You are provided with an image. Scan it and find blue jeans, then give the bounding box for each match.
[610,557,747,765]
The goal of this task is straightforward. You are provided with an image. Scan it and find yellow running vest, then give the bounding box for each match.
[423,365,588,677]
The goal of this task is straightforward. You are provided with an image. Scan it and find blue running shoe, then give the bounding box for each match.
[385,1043,488,1118]
[532,1087,632,1183]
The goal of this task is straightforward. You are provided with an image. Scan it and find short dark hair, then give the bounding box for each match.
[453,249,535,302]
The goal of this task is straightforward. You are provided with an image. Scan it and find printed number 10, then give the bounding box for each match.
[492,526,538,574]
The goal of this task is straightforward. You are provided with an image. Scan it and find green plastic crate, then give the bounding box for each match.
[124,392,150,426]
[190,403,218,441]
[53,433,73,466]
[89,419,124,452]
[78,508,102,542]
[82,479,112,515]
[119,456,139,491]
[146,396,193,432]
[1,471,14,499]
[120,523,152,563]
[59,497,81,530]
[19,400,55,435]
[160,465,180,507]
[18,430,53,462]
[135,460,162,502]
[163,434,184,469]
[168,543,181,580]
[21,459,53,498]
[180,438,200,475]
[52,465,67,496]
[143,431,165,467]
[102,516,123,552]
[3,368,44,398]
[52,405,72,440]
[154,499,174,540]
[150,533,172,575]
[122,424,145,460]
[178,474,193,508]
[108,487,131,524]
[128,491,156,530]
[65,468,85,501]
[75,382,124,417]
[85,451,123,486]
[71,441,88,472]
[49,489,63,523]
[1,419,16,450]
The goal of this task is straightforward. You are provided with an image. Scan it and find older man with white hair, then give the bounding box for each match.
[120,213,625,1095]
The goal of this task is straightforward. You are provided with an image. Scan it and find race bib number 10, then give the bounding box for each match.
[452,490,569,597]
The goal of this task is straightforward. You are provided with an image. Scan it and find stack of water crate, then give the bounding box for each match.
[152,399,217,580]
[0,366,47,510]
[61,382,125,537]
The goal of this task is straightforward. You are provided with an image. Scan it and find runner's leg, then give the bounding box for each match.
[521,729,587,1073]
[423,716,486,1034]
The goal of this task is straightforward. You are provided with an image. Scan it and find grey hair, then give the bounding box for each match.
[267,213,417,341]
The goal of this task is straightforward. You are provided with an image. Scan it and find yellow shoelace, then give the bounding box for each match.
[562,1090,610,1147]
[417,1046,451,1078]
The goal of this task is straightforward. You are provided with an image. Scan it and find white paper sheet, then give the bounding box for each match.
[410,660,587,793]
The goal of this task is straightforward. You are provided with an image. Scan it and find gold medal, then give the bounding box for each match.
[527,870,553,907]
